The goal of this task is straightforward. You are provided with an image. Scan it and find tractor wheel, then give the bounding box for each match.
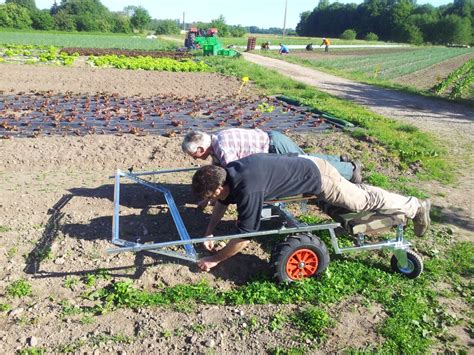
[271,234,330,283]
[390,250,423,279]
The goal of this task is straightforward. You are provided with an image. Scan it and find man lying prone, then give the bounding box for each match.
[192,153,431,272]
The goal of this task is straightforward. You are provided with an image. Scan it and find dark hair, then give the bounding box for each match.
[192,165,227,198]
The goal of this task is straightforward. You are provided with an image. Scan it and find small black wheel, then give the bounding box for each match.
[271,233,330,283]
[390,250,423,279]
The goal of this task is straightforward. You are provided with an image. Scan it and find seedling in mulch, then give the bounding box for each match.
[6,279,32,298]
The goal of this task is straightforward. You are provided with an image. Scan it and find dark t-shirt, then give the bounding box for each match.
[220,153,322,233]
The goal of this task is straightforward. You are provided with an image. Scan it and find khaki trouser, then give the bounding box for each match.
[300,156,420,219]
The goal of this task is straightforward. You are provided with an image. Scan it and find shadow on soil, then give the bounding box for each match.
[432,204,474,232]
[24,182,274,284]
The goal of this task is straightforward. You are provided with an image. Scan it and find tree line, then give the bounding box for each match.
[0,0,280,38]
[297,0,473,45]
[0,0,155,32]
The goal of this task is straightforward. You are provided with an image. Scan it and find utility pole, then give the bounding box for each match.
[182,12,185,31]
[282,0,288,36]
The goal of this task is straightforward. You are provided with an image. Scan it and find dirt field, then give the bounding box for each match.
[0,64,472,353]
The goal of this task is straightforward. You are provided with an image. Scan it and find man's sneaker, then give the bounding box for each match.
[413,199,431,237]
[349,160,363,184]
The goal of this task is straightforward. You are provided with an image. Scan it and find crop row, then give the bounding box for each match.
[432,58,474,98]
[0,31,176,51]
[61,47,191,60]
[308,47,473,80]
[0,44,78,66]
[88,55,209,72]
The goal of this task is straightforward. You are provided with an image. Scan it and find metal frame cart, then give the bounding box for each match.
[107,168,423,282]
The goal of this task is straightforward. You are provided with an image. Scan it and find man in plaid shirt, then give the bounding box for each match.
[182,128,361,182]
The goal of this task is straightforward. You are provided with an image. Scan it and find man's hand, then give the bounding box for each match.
[203,234,215,251]
[197,256,219,272]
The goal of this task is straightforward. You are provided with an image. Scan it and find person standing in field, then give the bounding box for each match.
[320,38,330,52]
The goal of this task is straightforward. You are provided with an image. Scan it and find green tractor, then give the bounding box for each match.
[184,28,239,57]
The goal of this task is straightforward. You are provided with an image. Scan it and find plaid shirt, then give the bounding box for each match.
[211,128,270,166]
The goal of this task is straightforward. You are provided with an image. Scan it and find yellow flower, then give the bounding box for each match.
[242,76,250,83]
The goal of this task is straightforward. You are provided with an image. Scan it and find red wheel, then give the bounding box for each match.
[271,234,329,283]
[285,248,319,280]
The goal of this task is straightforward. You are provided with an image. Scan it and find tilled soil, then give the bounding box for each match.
[0,64,403,353]
[0,61,471,353]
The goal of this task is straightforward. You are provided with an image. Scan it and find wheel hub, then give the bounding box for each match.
[286,248,319,280]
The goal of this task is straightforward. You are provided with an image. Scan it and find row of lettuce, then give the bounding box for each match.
[0,44,210,72]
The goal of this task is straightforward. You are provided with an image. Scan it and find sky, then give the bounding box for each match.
[28,0,454,29]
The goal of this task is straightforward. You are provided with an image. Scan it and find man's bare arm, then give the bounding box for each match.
[203,201,228,251]
[205,201,228,236]
[198,239,250,271]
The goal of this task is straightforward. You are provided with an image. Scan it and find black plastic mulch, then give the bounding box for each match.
[0,92,339,139]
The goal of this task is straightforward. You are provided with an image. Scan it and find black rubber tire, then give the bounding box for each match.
[271,234,330,283]
[390,250,423,279]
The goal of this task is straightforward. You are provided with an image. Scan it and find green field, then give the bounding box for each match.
[163,33,389,47]
[273,47,473,80]
[0,29,176,50]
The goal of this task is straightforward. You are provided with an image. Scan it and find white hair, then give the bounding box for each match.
[182,131,212,154]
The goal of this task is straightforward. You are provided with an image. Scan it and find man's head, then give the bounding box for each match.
[182,131,212,160]
[192,165,228,199]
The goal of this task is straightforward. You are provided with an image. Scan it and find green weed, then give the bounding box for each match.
[63,276,79,290]
[0,303,11,312]
[59,300,83,317]
[79,314,95,325]
[6,279,32,298]
[82,274,97,288]
[271,346,306,355]
[269,312,288,332]
[291,306,331,341]
[0,225,11,233]
[7,247,17,259]
[33,247,53,262]
[18,348,45,355]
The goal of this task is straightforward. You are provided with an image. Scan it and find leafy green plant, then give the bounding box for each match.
[432,59,473,95]
[6,279,32,298]
[257,102,275,113]
[89,55,209,72]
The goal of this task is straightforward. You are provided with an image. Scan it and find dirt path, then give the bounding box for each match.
[243,52,474,237]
